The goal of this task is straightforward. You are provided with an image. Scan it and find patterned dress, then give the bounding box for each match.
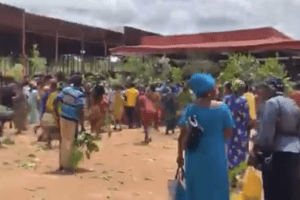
[224,94,250,169]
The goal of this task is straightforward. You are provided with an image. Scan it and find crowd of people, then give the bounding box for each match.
[1,71,300,200]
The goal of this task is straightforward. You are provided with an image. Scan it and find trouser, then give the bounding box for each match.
[262,152,300,200]
[60,117,77,169]
[125,106,135,128]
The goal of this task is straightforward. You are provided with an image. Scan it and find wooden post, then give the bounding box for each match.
[22,11,27,78]
[55,31,59,69]
[81,36,85,74]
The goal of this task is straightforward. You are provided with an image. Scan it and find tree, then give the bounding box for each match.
[218,54,260,85]
[28,44,47,77]
[171,67,183,83]
[255,57,292,91]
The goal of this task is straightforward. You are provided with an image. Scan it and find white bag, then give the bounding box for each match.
[168,167,186,200]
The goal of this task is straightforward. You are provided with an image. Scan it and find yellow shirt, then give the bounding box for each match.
[244,92,256,120]
[125,87,139,107]
[46,91,58,113]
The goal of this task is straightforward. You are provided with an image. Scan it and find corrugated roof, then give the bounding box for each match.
[110,38,300,55]
[110,27,300,55]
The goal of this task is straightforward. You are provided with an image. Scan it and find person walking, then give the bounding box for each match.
[54,75,84,173]
[28,81,40,125]
[138,87,156,144]
[251,77,300,200]
[113,85,124,131]
[90,85,109,138]
[148,85,162,131]
[124,83,139,129]
[224,80,250,169]
[162,87,177,134]
[177,73,234,200]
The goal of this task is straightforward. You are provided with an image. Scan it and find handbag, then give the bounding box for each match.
[185,114,204,152]
[168,167,186,200]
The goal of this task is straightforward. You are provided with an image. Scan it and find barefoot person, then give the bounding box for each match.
[54,75,84,172]
[177,73,234,200]
[138,87,155,144]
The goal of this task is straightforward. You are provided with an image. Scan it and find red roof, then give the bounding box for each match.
[110,27,300,55]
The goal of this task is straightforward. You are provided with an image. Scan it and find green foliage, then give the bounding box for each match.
[6,64,23,81]
[171,67,183,83]
[182,60,221,79]
[71,131,100,168]
[28,44,47,77]
[116,56,172,85]
[256,58,292,91]
[218,54,260,85]
[218,54,292,91]
[228,161,247,188]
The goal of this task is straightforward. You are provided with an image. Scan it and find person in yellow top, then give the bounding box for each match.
[243,85,256,129]
[124,83,139,129]
[113,85,125,131]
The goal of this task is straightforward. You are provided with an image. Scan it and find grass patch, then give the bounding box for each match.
[1,137,15,145]
[228,161,247,189]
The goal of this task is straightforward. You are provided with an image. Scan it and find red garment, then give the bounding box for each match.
[90,96,109,133]
[288,90,300,108]
[138,94,155,127]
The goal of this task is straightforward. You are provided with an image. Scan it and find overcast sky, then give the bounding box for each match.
[3,0,300,38]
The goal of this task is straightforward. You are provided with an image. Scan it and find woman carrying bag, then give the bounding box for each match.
[176,73,235,200]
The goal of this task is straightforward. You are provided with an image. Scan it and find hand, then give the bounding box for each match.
[177,155,184,167]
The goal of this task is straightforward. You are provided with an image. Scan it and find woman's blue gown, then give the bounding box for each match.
[179,103,234,200]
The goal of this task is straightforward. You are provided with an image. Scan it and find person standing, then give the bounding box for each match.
[177,85,193,113]
[124,83,139,129]
[13,82,28,134]
[54,75,84,172]
[148,85,162,131]
[177,73,234,200]
[224,80,250,169]
[113,85,124,131]
[251,77,300,200]
[28,81,40,125]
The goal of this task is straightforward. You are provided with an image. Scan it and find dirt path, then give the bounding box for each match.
[0,125,179,200]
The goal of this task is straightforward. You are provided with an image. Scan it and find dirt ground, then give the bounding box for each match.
[0,124,179,200]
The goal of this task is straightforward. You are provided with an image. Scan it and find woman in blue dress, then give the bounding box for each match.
[223,80,250,169]
[177,73,235,200]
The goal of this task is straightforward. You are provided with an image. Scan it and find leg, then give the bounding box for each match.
[60,118,77,171]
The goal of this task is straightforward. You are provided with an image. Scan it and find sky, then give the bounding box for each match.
[3,0,300,38]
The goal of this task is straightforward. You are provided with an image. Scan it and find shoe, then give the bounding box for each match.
[113,127,117,131]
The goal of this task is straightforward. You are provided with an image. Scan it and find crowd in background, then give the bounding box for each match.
[1,71,300,199]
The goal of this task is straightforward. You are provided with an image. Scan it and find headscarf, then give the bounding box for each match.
[231,79,246,92]
[187,73,215,97]
[262,76,284,96]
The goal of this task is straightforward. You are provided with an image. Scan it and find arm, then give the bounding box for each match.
[224,128,232,140]
[177,126,186,167]
[253,100,278,151]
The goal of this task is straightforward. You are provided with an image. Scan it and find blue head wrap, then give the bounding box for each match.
[187,73,215,97]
